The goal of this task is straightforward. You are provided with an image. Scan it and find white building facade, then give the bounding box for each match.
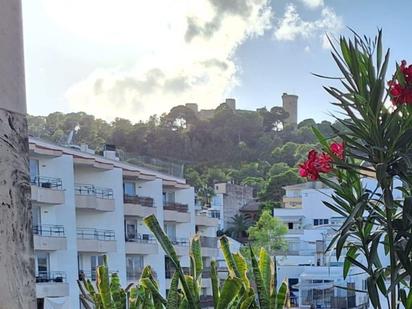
[272,180,393,309]
[29,137,219,308]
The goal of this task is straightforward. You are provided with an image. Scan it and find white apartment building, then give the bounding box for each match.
[29,137,219,309]
[273,178,402,309]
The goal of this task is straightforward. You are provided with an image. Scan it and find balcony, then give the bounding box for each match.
[170,237,189,256]
[164,202,190,223]
[124,194,156,217]
[77,228,116,253]
[126,269,157,282]
[282,196,302,208]
[75,183,115,212]
[79,269,119,282]
[200,295,214,308]
[33,225,67,251]
[195,209,219,227]
[31,176,65,205]
[200,236,218,256]
[35,271,69,298]
[125,234,158,255]
[166,266,190,279]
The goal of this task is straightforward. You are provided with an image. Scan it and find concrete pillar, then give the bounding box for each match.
[0,0,36,308]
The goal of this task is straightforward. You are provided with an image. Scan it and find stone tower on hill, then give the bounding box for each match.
[282,93,298,127]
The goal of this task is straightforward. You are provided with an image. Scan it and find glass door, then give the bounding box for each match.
[125,219,138,241]
[29,159,39,184]
[91,255,104,280]
[32,206,41,234]
[35,252,49,281]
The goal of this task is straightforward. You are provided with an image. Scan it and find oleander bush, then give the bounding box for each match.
[298,30,412,308]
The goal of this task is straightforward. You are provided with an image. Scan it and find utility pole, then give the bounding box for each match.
[0,0,36,308]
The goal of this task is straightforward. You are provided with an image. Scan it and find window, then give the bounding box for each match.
[288,222,294,229]
[124,182,136,196]
[314,219,329,226]
[35,252,49,278]
[125,219,138,241]
[163,191,175,203]
[29,159,39,181]
[164,224,176,241]
[32,206,41,229]
[91,255,104,280]
[126,255,144,280]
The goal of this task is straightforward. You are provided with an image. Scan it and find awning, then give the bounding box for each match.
[44,297,70,309]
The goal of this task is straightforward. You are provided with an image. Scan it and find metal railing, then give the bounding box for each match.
[77,228,115,241]
[31,175,62,190]
[200,236,218,248]
[75,183,113,199]
[123,194,154,207]
[79,269,118,281]
[169,237,189,246]
[32,224,65,237]
[125,233,157,243]
[126,270,143,281]
[200,295,214,307]
[166,267,190,279]
[164,202,188,213]
[36,271,66,283]
[195,209,220,219]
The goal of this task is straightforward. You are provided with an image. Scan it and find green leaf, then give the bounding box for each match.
[210,260,220,308]
[96,256,112,309]
[276,281,288,309]
[258,248,271,298]
[250,247,270,309]
[217,277,242,309]
[343,247,357,279]
[219,236,240,277]
[191,234,203,281]
[166,272,180,309]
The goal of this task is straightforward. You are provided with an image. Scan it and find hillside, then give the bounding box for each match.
[28,103,340,206]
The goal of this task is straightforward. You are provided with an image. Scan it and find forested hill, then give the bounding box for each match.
[28,104,341,205]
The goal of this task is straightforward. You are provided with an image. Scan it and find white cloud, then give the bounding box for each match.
[300,0,324,9]
[273,4,343,48]
[39,0,273,122]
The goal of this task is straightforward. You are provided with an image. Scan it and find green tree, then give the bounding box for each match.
[226,214,252,240]
[247,210,288,254]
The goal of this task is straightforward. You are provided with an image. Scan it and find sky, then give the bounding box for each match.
[22,0,412,123]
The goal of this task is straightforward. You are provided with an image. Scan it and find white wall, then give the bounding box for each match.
[38,155,79,309]
[74,166,126,283]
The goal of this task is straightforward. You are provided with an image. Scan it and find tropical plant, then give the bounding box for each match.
[78,255,162,308]
[226,214,252,240]
[79,215,289,308]
[298,30,412,308]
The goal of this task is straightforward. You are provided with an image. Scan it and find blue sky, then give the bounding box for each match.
[23,0,412,123]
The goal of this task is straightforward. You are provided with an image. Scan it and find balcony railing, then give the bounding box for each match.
[75,183,113,199]
[164,202,188,213]
[195,209,221,219]
[200,236,217,248]
[36,271,66,283]
[31,176,62,190]
[166,267,190,279]
[126,270,143,281]
[125,233,156,243]
[79,269,118,281]
[200,295,214,307]
[124,194,154,207]
[77,228,115,241]
[33,225,65,237]
[169,237,189,246]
